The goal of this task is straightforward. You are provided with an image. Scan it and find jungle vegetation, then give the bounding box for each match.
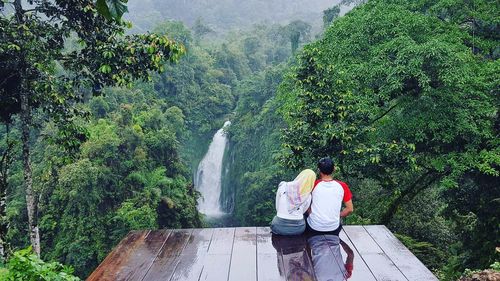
[0,0,498,280]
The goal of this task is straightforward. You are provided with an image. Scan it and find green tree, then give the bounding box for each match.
[30,87,202,276]
[323,6,340,28]
[153,20,193,47]
[0,0,184,256]
[192,18,213,43]
[225,65,291,224]
[441,171,500,278]
[278,0,498,274]
[282,20,311,54]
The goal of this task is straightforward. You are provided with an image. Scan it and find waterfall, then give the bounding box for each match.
[195,121,231,216]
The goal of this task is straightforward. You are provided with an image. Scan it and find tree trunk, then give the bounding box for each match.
[380,170,441,225]
[20,91,40,256]
[0,150,8,260]
[0,124,13,261]
[290,33,300,54]
[0,183,5,260]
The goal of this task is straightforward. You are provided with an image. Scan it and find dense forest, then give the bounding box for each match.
[125,0,345,34]
[0,0,498,280]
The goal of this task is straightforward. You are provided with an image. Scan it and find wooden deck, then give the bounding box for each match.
[87,226,437,281]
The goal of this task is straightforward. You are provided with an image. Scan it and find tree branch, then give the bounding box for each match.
[369,100,402,125]
[0,73,18,88]
[380,169,443,225]
[13,0,23,21]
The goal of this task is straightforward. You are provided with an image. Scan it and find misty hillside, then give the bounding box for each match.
[127,0,344,33]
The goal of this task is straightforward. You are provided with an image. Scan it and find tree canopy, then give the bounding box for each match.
[0,0,185,262]
[276,0,499,277]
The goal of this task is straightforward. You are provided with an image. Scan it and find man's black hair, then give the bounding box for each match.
[318,157,334,175]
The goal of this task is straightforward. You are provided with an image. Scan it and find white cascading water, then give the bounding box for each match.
[195,121,231,216]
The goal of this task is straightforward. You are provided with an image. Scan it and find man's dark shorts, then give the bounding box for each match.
[305,219,342,236]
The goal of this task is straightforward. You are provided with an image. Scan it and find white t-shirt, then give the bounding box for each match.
[275,181,311,220]
[307,180,352,232]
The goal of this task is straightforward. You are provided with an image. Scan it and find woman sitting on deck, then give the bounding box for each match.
[270,169,316,235]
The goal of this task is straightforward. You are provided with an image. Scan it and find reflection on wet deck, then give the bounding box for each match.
[87,226,437,281]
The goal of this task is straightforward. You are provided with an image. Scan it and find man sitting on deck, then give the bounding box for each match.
[306,157,354,235]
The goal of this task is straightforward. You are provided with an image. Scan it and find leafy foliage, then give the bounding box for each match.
[3,85,203,277]
[38,88,201,276]
[0,0,185,125]
[0,247,79,281]
[276,0,498,277]
[226,65,291,224]
[396,234,447,272]
[95,0,128,21]
[1,18,295,277]
[0,0,187,259]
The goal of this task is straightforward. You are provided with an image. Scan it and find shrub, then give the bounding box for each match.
[1,247,80,281]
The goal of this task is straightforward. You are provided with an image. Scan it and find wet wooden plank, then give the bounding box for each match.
[117,230,171,281]
[364,225,438,281]
[308,234,347,281]
[343,226,382,254]
[274,235,315,281]
[170,228,214,281]
[88,226,436,281]
[199,228,235,281]
[141,229,193,281]
[344,226,407,281]
[181,228,214,255]
[87,231,149,281]
[199,254,232,281]
[207,227,235,255]
[282,246,315,281]
[256,227,275,254]
[257,227,285,281]
[363,253,409,281]
[228,227,257,281]
[339,231,377,281]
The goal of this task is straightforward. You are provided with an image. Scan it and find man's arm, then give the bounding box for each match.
[340,200,353,218]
